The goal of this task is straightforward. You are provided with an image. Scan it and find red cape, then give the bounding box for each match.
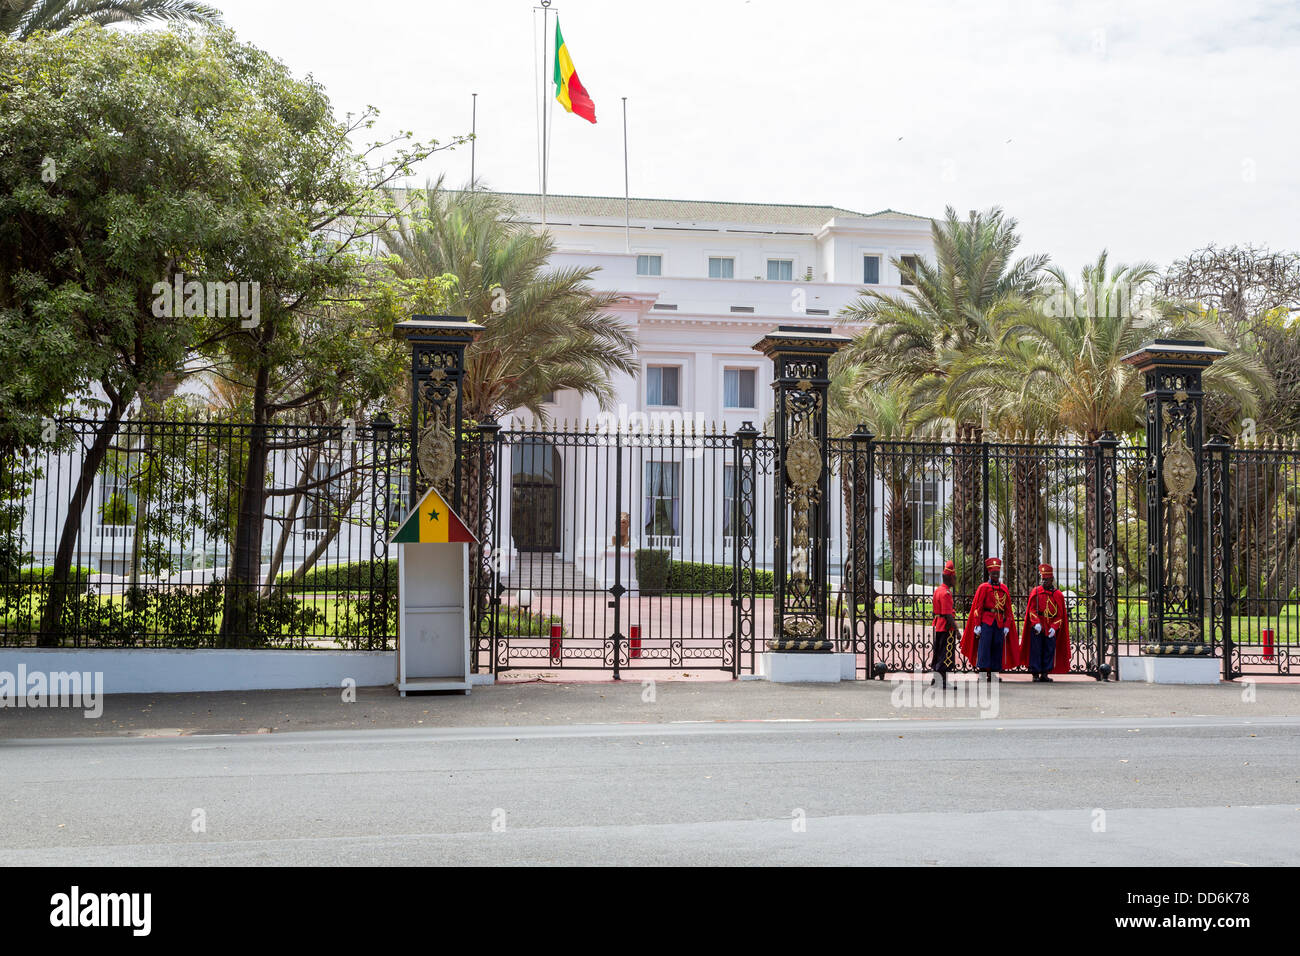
[960,582,1019,669]
[1019,585,1071,673]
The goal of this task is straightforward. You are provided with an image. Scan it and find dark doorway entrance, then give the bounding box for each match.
[511,437,561,552]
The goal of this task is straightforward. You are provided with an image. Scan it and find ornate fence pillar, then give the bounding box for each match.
[1121,340,1226,656]
[1204,433,1235,678]
[847,424,874,677]
[1092,431,1120,678]
[732,421,760,676]
[393,315,484,512]
[754,326,850,652]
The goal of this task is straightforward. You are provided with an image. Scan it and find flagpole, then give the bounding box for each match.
[622,96,630,254]
[539,1,553,226]
[470,92,477,189]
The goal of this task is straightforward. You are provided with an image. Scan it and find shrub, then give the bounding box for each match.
[278,559,398,591]
[666,560,774,593]
[224,589,328,648]
[635,549,670,595]
[331,589,398,650]
[15,566,94,593]
[494,605,560,636]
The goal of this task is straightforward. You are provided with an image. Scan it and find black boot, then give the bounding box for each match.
[1042,674,1054,683]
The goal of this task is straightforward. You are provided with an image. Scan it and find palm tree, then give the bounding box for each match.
[828,360,928,605]
[842,206,1047,597]
[972,252,1269,442]
[962,251,1272,609]
[380,179,637,426]
[1,0,220,38]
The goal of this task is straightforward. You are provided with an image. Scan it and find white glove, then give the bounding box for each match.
[1033,623,1042,634]
[1048,627,1056,638]
[1002,627,1009,637]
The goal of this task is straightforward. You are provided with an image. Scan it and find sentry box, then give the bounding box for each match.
[390,485,478,695]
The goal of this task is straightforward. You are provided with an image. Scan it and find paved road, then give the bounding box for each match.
[3,715,1297,865]
[5,676,1299,738]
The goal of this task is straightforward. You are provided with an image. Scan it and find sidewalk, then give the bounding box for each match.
[2,676,1297,739]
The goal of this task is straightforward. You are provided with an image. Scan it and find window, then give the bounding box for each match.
[900,255,921,286]
[723,368,756,409]
[910,475,940,545]
[646,365,680,407]
[643,462,681,540]
[863,255,880,284]
[766,259,793,281]
[541,391,556,404]
[636,254,661,276]
[708,257,735,279]
[385,473,411,525]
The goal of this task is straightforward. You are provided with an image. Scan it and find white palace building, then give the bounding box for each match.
[505,191,935,429]
[488,192,941,588]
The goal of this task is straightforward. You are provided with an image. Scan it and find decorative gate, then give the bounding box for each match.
[465,422,771,677]
[831,432,1123,679]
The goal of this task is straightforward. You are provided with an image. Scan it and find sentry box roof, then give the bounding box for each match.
[391,486,478,545]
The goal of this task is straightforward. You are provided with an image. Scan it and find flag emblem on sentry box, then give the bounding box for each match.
[391,486,477,544]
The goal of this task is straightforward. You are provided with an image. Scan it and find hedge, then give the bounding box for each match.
[277,559,398,591]
[666,559,774,593]
[633,552,775,594]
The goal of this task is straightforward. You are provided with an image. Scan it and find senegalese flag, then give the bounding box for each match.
[391,486,477,545]
[554,20,596,123]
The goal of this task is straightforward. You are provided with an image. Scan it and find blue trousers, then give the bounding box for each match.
[976,622,1004,671]
[1028,628,1056,674]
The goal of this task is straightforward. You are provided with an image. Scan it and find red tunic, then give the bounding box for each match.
[960,581,1019,668]
[1019,585,1072,673]
[932,582,954,630]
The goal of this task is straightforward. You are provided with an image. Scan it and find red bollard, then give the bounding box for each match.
[630,624,641,659]
[1263,628,1275,661]
[550,623,563,660]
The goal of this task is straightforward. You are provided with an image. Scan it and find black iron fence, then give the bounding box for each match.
[464,422,774,676]
[0,413,406,650]
[1209,436,1300,676]
[830,433,1123,679]
[4,412,1298,679]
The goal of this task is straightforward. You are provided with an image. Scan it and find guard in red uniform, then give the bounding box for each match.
[1020,563,1071,681]
[961,557,1018,681]
[930,560,957,687]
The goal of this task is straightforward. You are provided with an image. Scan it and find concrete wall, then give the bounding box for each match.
[0,647,395,695]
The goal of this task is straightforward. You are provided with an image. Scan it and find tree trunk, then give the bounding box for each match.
[1012,456,1044,601]
[885,468,914,600]
[38,395,125,645]
[951,424,982,607]
[260,445,320,598]
[220,364,271,647]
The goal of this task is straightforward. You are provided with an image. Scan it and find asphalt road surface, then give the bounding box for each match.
[3,715,1298,865]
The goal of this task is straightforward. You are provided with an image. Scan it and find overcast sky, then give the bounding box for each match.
[208,0,1300,271]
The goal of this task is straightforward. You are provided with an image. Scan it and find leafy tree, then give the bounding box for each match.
[0,26,449,644]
